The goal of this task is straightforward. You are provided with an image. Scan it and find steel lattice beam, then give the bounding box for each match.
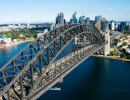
[0,24,105,100]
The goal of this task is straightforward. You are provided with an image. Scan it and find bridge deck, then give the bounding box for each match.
[28,44,104,100]
[0,24,121,100]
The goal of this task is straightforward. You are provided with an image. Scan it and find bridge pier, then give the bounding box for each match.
[104,32,110,56]
[83,36,87,42]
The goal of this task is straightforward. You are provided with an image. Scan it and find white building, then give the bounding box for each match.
[44,29,48,33]
[115,24,119,31]
[0,35,11,44]
[37,33,44,38]
[111,21,115,31]
[27,20,30,29]
[50,23,56,30]
[37,29,48,38]
[117,41,123,47]
[125,48,130,54]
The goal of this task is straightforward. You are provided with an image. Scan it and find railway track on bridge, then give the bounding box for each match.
[0,24,105,100]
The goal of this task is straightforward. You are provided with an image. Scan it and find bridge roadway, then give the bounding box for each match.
[0,25,121,100]
[110,31,121,41]
[28,44,105,100]
[2,32,121,100]
[1,44,103,100]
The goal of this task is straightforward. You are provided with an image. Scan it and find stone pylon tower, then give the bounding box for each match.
[83,36,86,42]
[104,32,110,56]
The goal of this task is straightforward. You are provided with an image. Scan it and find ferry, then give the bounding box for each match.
[49,87,61,91]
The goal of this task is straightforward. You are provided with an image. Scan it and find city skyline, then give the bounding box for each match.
[0,0,130,24]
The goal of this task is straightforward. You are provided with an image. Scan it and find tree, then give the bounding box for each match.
[112,39,120,45]
[122,49,126,53]
[127,55,130,59]
[122,42,127,46]
[122,54,127,59]
[124,31,130,34]
[108,51,119,56]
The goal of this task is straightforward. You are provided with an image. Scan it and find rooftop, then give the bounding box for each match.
[125,48,130,54]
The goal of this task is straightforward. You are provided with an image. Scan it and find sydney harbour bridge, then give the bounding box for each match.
[0,24,119,100]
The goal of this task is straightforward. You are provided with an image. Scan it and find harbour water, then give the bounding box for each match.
[0,42,30,67]
[0,42,130,100]
[39,57,130,100]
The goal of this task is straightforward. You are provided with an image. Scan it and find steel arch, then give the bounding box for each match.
[0,24,105,100]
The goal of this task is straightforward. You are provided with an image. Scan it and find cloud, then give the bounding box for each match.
[107,9,114,12]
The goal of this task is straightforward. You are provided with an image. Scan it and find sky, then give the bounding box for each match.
[0,0,130,24]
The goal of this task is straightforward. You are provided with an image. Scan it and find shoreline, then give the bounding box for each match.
[92,55,130,62]
[0,39,129,62]
[0,38,35,49]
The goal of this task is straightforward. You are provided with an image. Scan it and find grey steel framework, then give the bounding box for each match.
[0,24,105,100]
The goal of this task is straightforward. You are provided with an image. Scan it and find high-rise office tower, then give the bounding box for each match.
[71,12,77,23]
[85,17,90,24]
[105,20,109,32]
[56,12,64,25]
[101,18,105,31]
[128,24,130,31]
[110,20,115,31]
[95,15,102,30]
[126,24,130,31]
[73,12,77,19]
[70,18,74,24]
[79,16,85,24]
[115,24,119,31]
[56,16,58,24]
[120,22,126,31]
[95,16,102,24]
[101,18,109,32]
[90,20,95,26]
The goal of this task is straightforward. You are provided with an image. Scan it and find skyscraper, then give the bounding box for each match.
[79,16,85,24]
[120,22,126,31]
[101,18,109,32]
[95,16,102,30]
[105,20,109,32]
[85,17,90,24]
[71,12,77,23]
[73,12,77,19]
[56,12,64,25]
[126,24,130,31]
[90,20,95,26]
[95,16,102,24]
[70,18,74,24]
[110,20,115,31]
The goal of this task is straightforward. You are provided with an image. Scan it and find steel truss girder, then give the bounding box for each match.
[0,24,105,100]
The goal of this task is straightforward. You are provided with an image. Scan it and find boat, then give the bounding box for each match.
[49,87,61,91]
